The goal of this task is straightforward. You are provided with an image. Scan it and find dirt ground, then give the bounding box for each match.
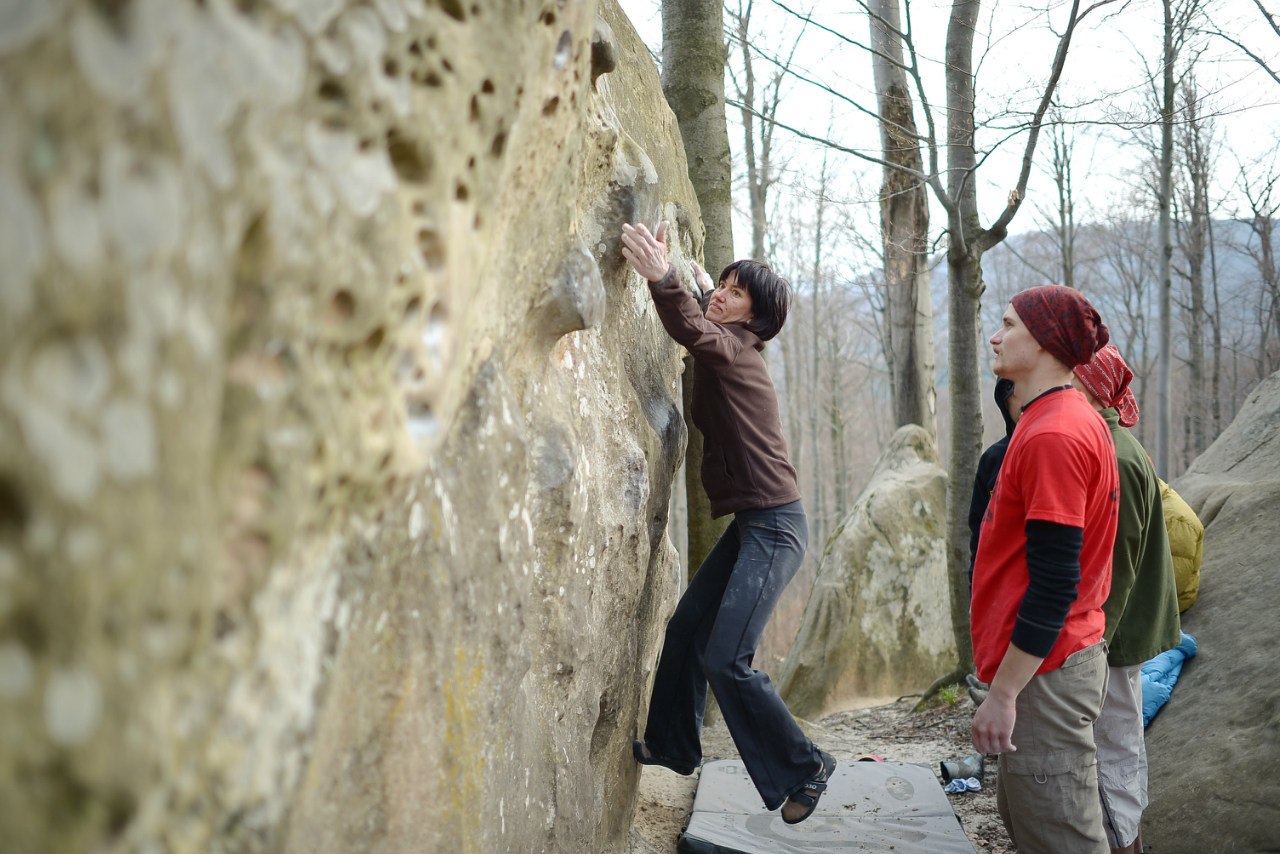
[628,693,1013,853]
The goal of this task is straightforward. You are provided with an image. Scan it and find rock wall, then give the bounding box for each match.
[0,2,704,852]
[1144,370,1280,851]
[778,425,955,719]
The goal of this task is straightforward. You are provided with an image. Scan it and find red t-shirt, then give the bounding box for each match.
[970,387,1118,683]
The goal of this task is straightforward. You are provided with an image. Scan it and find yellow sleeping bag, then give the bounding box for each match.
[1160,480,1203,613]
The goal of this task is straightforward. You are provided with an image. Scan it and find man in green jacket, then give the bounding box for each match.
[1072,344,1182,854]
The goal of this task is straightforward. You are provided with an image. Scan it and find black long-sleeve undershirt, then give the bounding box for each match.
[967,437,1010,584]
[1011,519,1084,657]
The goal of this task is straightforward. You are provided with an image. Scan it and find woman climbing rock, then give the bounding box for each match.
[620,221,834,825]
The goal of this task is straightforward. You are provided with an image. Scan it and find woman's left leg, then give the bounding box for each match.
[640,520,743,768]
[702,500,819,810]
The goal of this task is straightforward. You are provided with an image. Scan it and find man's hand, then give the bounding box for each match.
[691,260,715,294]
[971,690,1018,755]
[971,643,1042,754]
[621,222,671,282]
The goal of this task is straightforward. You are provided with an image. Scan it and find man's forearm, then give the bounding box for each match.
[988,642,1045,703]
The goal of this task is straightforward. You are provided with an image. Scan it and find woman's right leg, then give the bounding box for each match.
[641,521,741,766]
[701,501,817,810]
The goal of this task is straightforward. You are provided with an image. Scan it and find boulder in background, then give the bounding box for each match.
[778,425,955,720]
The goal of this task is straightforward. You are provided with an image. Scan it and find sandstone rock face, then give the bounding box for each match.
[1145,370,1280,852]
[0,2,702,852]
[1171,369,1280,520]
[778,425,955,720]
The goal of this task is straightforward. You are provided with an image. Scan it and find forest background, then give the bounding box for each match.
[619,0,1280,676]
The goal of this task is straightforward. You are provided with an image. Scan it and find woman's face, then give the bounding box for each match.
[707,271,754,325]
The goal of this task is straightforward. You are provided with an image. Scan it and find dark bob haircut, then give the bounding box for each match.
[719,259,790,341]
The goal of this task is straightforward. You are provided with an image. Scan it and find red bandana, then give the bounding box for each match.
[1073,343,1140,427]
[1010,285,1109,369]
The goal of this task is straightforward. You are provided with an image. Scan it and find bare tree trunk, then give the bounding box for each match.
[1048,116,1078,287]
[1156,0,1175,477]
[1265,224,1280,378]
[1263,234,1277,379]
[1257,195,1280,378]
[1246,200,1280,381]
[809,168,827,549]
[827,304,848,521]
[728,0,795,261]
[780,319,803,477]
[1097,210,1158,447]
[730,2,767,259]
[829,364,848,521]
[941,0,985,674]
[663,0,734,575]
[1174,80,1211,463]
[870,0,937,437]
[1209,216,1222,438]
[779,213,808,492]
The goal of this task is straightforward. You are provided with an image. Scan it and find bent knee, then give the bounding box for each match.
[703,651,750,688]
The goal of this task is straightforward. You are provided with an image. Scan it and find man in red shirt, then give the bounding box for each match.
[971,285,1119,853]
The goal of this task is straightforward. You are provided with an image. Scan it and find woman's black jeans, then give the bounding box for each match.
[641,500,819,809]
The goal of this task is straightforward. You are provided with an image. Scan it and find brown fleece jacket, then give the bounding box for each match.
[647,267,800,518]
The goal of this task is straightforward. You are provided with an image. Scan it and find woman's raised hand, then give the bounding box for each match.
[690,260,715,294]
[620,222,671,282]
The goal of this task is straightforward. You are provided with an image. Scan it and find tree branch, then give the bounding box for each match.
[725,98,919,176]
[734,37,928,146]
[984,0,1128,245]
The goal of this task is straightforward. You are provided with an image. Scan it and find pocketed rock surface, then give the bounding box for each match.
[0,3,704,852]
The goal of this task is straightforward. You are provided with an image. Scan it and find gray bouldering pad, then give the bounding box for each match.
[677,759,975,853]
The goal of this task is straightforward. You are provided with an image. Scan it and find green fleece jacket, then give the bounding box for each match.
[1101,408,1182,665]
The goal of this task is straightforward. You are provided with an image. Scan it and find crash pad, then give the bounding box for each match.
[677,759,975,853]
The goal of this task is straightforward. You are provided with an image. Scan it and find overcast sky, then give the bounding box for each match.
[617,0,1280,260]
